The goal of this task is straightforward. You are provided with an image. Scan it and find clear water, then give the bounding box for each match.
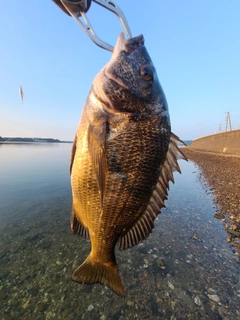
[0,143,239,320]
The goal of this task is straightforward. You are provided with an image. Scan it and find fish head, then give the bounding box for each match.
[93,32,169,116]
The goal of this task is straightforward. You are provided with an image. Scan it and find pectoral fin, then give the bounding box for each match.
[70,134,77,175]
[87,119,108,209]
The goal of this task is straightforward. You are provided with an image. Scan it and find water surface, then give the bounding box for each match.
[0,143,239,319]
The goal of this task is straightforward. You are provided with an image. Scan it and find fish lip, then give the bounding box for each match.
[120,33,145,54]
[115,32,145,54]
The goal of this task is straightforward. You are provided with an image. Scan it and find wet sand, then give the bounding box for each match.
[182,147,240,257]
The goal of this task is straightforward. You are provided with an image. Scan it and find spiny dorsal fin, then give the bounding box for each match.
[118,132,187,250]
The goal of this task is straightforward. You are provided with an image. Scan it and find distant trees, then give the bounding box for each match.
[7,137,34,142]
[0,137,62,143]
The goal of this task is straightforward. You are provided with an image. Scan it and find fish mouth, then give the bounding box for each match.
[109,32,145,64]
[114,32,144,55]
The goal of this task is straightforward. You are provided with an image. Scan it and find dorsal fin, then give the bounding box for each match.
[118,133,187,250]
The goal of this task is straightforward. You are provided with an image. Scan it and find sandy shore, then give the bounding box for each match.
[182,147,240,257]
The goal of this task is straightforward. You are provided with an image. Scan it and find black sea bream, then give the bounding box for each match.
[70,33,187,297]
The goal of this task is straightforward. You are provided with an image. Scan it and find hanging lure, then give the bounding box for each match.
[19,86,24,103]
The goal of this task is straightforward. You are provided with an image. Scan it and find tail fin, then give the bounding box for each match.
[72,256,125,297]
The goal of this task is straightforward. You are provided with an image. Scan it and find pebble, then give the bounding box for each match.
[227,229,240,237]
[194,296,201,306]
[87,304,94,311]
[31,285,39,296]
[214,213,225,220]
[127,301,134,307]
[61,311,67,318]
[168,281,175,290]
[157,258,165,269]
[38,303,49,312]
[22,299,30,309]
[208,294,220,303]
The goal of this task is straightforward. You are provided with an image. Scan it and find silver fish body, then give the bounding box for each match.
[70,33,186,297]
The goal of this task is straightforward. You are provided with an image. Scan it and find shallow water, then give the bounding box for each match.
[0,143,239,319]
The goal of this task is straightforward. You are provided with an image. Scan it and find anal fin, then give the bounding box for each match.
[71,210,90,240]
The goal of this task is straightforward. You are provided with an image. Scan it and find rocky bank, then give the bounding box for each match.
[183,147,240,259]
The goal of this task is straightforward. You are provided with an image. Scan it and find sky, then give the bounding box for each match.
[0,1,239,141]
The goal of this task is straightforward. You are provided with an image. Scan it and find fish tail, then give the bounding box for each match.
[72,256,125,297]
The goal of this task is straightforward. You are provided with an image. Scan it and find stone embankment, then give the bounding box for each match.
[190,130,240,156]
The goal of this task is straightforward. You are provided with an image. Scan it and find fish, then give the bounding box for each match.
[70,32,187,297]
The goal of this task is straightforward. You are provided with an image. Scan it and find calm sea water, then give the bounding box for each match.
[0,143,239,319]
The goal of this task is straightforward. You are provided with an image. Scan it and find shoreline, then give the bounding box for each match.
[182,147,240,258]
[0,141,73,145]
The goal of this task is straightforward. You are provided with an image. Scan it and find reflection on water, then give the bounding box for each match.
[0,144,239,319]
[0,143,71,213]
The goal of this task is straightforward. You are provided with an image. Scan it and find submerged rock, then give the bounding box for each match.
[193,234,199,240]
[214,213,225,220]
[157,258,166,269]
[208,294,220,303]
[194,296,202,306]
[227,229,240,237]
[87,305,94,311]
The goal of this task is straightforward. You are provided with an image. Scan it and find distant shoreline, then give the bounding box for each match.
[0,141,73,145]
[1,136,191,146]
[0,141,73,144]
[0,137,73,144]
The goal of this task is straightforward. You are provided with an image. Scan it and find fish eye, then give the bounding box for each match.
[139,65,153,81]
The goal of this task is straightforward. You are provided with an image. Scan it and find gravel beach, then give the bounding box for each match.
[182,147,240,259]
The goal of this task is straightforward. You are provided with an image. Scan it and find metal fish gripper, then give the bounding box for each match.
[52,0,132,52]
